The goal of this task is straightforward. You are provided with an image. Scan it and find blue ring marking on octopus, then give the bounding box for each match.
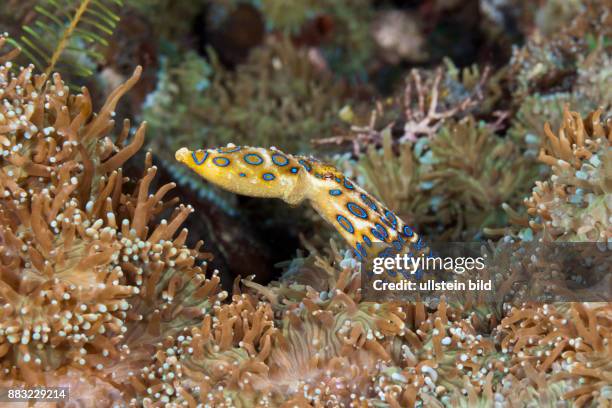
[360,193,377,210]
[212,157,230,167]
[380,214,394,228]
[402,225,414,237]
[392,239,403,250]
[217,146,241,153]
[271,153,289,166]
[262,173,276,181]
[363,235,372,247]
[192,151,209,165]
[384,210,397,226]
[334,177,342,184]
[399,268,413,279]
[355,242,367,258]
[343,178,354,190]
[244,153,264,165]
[353,249,363,261]
[347,202,368,219]
[329,189,342,196]
[239,172,246,177]
[298,159,312,172]
[414,237,425,250]
[336,214,354,234]
[386,268,398,277]
[371,223,388,241]
[290,167,299,174]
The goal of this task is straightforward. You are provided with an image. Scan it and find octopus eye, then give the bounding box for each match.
[322,173,335,180]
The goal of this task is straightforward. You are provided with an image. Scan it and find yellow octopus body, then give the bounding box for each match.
[175,146,425,262]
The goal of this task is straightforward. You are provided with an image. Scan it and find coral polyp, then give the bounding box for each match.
[0,37,217,393]
[503,106,611,243]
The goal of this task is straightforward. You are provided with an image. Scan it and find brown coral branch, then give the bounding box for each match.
[82,66,142,143]
[98,122,146,174]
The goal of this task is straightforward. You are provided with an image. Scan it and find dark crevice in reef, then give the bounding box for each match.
[142,153,281,290]
[193,2,265,68]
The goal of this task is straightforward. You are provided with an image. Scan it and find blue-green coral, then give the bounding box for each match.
[346,117,535,241]
[143,37,347,156]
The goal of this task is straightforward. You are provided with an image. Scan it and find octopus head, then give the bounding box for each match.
[310,164,344,184]
[304,162,355,196]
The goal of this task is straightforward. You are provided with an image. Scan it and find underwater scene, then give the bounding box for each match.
[0,0,610,406]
